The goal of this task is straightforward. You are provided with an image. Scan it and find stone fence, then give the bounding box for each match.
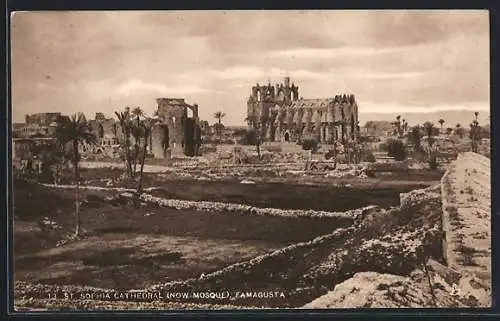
[440,152,491,291]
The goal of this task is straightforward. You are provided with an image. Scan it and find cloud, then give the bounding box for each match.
[10,11,489,125]
[346,71,430,80]
[181,66,328,81]
[268,46,411,59]
[113,79,218,96]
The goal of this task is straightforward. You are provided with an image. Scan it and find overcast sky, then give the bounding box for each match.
[11,10,489,125]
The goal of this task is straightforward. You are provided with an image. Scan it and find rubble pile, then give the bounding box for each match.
[324,164,369,179]
[399,185,441,210]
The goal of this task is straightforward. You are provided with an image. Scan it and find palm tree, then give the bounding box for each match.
[132,110,145,173]
[474,112,479,122]
[409,125,422,149]
[470,118,481,153]
[136,117,157,196]
[422,121,438,168]
[394,115,402,136]
[213,111,226,137]
[455,123,464,138]
[55,113,97,237]
[131,107,144,119]
[438,118,445,132]
[115,108,134,177]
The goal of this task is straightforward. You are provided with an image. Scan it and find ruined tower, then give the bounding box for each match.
[153,98,201,158]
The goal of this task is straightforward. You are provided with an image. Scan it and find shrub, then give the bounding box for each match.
[412,148,427,162]
[233,128,248,136]
[428,156,438,170]
[241,130,258,146]
[302,139,319,152]
[363,151,376,163]
[385,139,407,161]
[324,149,336,160]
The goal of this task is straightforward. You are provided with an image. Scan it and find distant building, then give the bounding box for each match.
[12,137,57,174]
[246,77,359,144]
[363,121,393,137]
[14,112,61,138]
[25,112,61,127]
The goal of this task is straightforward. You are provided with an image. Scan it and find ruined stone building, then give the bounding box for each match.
[13,98,203,162]
[246,77,359,144]
[152,98,202,158]
[81,98,202,158]
[13,112,61,138]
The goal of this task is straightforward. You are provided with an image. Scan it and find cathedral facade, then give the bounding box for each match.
[246,77,359,144]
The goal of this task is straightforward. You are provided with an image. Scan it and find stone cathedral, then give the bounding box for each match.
[246,77,359,144]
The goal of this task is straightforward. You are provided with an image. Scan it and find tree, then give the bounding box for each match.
[408,125,422,149]
[244,115,263,159]
[115,108,134,178]
[55,113,97,237]
[131,107,145,119]
[446,127,453,136]
[115,109,157,199]
[98,123,104,141]
[469,119,481,153]
[394,115,403,136]
[28,139,67,183]
[474,112,479,122]
[422,122,438,169]
[213,111,226,137]
[136,117,156,195]
[438,118,445,131]
[385,139,407,161]
[455,123,465,138]
[130,107,145,175]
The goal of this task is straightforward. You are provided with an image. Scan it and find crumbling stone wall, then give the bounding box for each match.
[156,98,201,157]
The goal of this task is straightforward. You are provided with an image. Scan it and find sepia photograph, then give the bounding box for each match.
[10,10,491,311]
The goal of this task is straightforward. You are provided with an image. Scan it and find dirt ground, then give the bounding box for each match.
[13,180,356,289]
[146,180,428,212]
[74,167,436,212]
[12,165,447,309]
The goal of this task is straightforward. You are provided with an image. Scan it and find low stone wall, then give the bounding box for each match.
[39,183,362,221]
[440,152,491,302]
[139,193,368,220]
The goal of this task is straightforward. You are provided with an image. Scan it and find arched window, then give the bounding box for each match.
[186,108,194,119]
